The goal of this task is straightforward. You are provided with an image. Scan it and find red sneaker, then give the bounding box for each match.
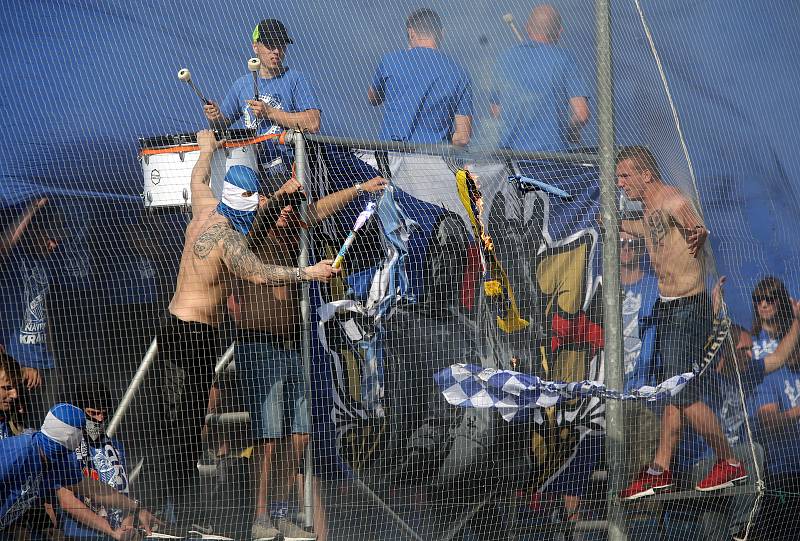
[695,459,748,492]
[619,468,673,500]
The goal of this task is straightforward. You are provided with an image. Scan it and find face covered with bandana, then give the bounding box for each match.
[38,403,85,457]
[216,165,261,235]
[84,407,107,442]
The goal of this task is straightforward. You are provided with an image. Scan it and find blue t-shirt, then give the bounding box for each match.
[752,328,780,361]
[219,68,320,174]
[0,420,13,440]
[0,247,55,369]
[59,437,129,537]
[370,47,473,143]
[0,433,83,532]
[219,68,320,136]
[750,365,800,475]
[622,273,659,393]
[492,41,588,152]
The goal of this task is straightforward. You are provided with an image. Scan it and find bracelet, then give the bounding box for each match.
[295,267,303,282]
[354,183,364,196]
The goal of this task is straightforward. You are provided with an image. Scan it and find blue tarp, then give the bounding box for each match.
[2,1,797,320]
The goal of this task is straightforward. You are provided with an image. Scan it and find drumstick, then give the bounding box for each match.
[332,202,376,269]
[248,58,261,101]
[502,13,524,43]
[177,68,211,105]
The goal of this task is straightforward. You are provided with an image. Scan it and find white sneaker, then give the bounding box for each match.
[276,517,316,541]
[251,515,280,541]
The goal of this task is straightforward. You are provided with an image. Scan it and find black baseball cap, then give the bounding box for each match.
[252,19,293,45]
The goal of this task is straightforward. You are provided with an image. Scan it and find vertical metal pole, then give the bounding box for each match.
[596,1,628,540]
[291,130,316,529]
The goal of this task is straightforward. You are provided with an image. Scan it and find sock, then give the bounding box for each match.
[646,465,664,476]
[270,501,289,519]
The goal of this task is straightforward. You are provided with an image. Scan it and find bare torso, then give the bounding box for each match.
[642,186,706,298]
[236,232,299,338]
[168,208,233,327]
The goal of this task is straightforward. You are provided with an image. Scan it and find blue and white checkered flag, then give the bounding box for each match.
[434,316,729,422]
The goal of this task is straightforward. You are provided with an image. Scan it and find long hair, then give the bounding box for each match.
[0,351,22,389]
[751,276,794,337]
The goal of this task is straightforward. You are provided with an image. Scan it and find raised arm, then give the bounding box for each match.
[307,177,388,225]
[1,198,48,257]
[763,299,800,373]
[191,130,222,214]
[218,227,339,284]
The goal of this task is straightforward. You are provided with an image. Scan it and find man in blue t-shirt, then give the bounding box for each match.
[0,198,63,429]
[57,383,134,540]
[0,404,158,538]
[368,8,473,146]
[490,4,589,152]
[619,232,660,491]
[204,19,321,178]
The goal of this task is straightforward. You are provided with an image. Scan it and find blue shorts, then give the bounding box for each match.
[236,330,309,439]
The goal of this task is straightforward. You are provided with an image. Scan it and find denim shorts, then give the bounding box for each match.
[236,329,309,439]
[654,293,713,407]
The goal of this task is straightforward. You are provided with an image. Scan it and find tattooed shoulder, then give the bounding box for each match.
[193,223,229,259]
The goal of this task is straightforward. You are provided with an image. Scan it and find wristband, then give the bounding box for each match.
[355,183,364,196]
[295,267,303,282]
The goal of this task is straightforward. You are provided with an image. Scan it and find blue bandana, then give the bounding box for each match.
[38,403,85,458]
[216,165,260,235]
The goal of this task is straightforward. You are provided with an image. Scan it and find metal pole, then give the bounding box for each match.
[107,337,158,438]
[289,130,316,530]
[596,0,627,539]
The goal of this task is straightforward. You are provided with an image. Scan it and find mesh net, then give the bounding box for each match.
[1,1,799,540]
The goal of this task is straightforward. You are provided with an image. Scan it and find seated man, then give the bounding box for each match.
[56,382,136,540]
[0,404,159,538]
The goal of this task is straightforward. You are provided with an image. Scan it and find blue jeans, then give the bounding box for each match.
[236,330,309,439]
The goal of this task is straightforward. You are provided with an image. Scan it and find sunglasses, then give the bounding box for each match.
[753,294,777,304]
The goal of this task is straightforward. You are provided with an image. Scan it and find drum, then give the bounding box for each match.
[139,129,269,209]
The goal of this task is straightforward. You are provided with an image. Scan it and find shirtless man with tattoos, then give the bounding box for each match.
[154,129,337,526]
[615,146,747,500]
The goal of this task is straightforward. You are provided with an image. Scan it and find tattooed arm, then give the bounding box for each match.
[191,130,221,214]
[218,227,339,284]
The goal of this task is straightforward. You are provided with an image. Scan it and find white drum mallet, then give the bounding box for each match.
[502,13,524,43]
[177,68,211,105]
[247,58,261,101]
